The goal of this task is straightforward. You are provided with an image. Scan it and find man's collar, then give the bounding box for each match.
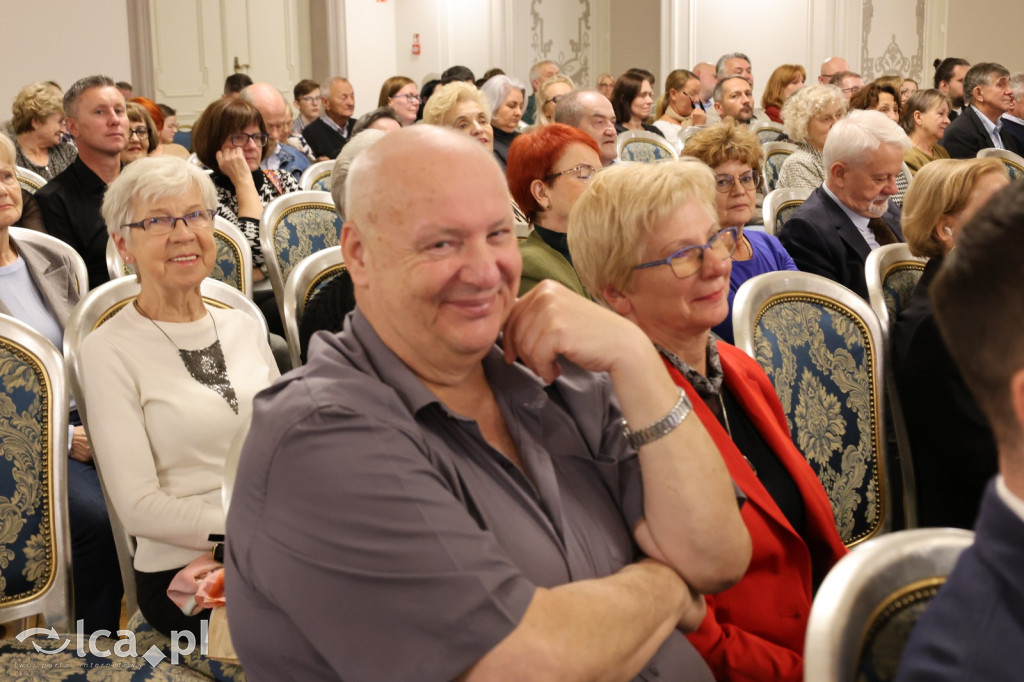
[1002,113,1024,126]
[320,113,350,135]
[821,182,870,230]
[972,104,1002,127]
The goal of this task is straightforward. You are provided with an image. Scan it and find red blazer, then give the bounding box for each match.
[669,342,847,681]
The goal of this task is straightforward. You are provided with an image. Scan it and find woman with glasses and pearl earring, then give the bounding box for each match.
[506,123,602,296]
[80,156,279,637]
[683,120,797,343]
[570,160,846,682]
[192,98,300,285]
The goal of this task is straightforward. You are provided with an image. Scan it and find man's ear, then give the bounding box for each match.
[1009,368,1024,441]
[829,161,848,189]
[341,222,369,287]
[714,101,725,117]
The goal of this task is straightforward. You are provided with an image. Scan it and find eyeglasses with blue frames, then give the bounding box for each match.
[228,131,269,147]
[714,169,760,193]
[544,163,598,182]
[633,227,739,279]
[123,209,217,236]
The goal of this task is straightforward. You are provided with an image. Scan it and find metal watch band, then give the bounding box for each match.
[621,388,692,449]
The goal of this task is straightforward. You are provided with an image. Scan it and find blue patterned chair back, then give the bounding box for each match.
[0,314,72,630]
[762,186,812,236]
[260,191,342,322]
[977,147,1024,181]
[762,141,798,193]
[733,271,891,546]
[15,166,46,195]
[282,246,346,368]
[617,131,679,163]
[751,121,786,144]
[300,160,335,192]
[805,528,973,682]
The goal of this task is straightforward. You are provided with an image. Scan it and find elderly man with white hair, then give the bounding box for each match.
[778,109,910,299]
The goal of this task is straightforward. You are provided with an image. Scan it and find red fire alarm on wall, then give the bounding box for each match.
[412,33,421,55]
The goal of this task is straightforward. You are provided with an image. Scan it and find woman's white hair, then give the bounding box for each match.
[101,156,219,241]
[480,75,527,117]
[781,84,846,145]
[0,134,15,167]
[822,109,911,170]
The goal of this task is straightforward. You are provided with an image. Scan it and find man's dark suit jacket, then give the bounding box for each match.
[939,106,1023,159]
[302,117,355,159]
[1001,117,1024,154]
[777,186,903,299]
[896,481,1024,681]
[891,257,997,529]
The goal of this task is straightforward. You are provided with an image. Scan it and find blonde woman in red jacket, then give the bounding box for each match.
[569,159,847,681]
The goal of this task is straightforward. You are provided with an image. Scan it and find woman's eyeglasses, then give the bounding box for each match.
[714,170,760,193]
[633,227,739,279]
[228,132,270,147]
[544,163,598,182]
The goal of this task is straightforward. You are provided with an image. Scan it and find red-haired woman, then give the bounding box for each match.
[506,123,601,296]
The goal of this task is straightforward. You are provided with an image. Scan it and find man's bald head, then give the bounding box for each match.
[346,125,507,236]
[239,82,289,142]
[819,57,849,85]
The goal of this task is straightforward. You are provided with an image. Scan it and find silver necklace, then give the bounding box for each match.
[134,299,239,414]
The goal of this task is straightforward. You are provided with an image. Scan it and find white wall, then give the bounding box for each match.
[342,0,397,117]
[0,0,131,116]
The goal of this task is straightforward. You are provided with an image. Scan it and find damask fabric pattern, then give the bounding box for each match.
[211,233,243,293]
[619,138,676,163]
[764,148,797,193]
[0,341,55,603]
[753,298,883,545]
[882,267,924,321]
[272,206,343,284]
[774,201,805,234]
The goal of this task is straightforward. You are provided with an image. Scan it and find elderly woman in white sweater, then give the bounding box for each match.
[80,156,279,637]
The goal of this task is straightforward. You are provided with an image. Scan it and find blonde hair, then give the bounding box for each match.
[683,119,763,172]
[569,162,718,306]
[536,74,576,125]
[422,82,491,125]
[901,158,1008,258]
[12,82,64,134]
[0,133,16,166]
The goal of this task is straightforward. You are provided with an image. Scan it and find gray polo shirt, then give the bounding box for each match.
[226,309,713,681]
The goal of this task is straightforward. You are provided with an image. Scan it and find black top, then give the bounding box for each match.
[614,122,666,138]
[708,385,807,538]
[298,272,356,364]
[533,225,572,265]
[891,257,998,528]
[302,117,355,160]
[492,128,519,170]
[35,156,115,287]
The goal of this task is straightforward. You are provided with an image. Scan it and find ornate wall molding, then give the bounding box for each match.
[529,0,592,87]
[861,0,925,83]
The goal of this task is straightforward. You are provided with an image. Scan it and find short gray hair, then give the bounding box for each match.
[480,75,527,117]
[1010,73,1024,101]
[963,63,1010,106]
[333,129,387,221]
[64,75,116,118]
[716,52,751,78]
[822,109,911,170]
[781,84,846,144]
[101,156,218,242]
[319,76,350,97]
[529,60,558,85]
[554,89,603,127]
